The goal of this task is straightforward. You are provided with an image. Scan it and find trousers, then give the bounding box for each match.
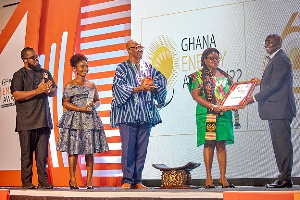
[18,127,50,184]
[119,123,151,184]
[268,119,293,181]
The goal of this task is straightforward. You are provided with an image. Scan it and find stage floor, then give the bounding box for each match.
[2,185,300,200]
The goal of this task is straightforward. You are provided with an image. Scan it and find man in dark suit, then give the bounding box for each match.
[11,47,57,189]
[248,34,296,188]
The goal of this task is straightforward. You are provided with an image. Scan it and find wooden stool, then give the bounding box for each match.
[152,162,201,189]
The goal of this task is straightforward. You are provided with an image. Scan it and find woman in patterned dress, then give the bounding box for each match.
[56,54,109,189]
[188,48,235,189]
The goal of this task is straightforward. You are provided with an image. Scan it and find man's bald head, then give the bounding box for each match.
[126,39,144,63]
[126,39,140,49]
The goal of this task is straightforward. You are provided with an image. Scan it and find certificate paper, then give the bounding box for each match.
[221,81,256,110]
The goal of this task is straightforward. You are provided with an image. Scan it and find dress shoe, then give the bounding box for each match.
[38,182,53,189]
[69,181,79,189]
[87,185,94,189]
[22,183,36,189]
[266,180,293,188]
[218,179,235,188]
[86,181,94,189]
[131,183,148,189]
[121,183,131,189]
[205,185,215,189]
[221,183,235,188]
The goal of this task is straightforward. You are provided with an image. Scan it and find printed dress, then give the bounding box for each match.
[56,85,109,155]
[188,70,234,147]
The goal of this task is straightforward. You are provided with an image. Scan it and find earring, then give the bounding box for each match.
[72,70,76,80]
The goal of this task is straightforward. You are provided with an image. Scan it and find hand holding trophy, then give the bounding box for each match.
[86,90,95,111]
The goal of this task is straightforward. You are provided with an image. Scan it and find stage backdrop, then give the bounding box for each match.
[131,0,300,180]
[0,0,130,187]
[0,0,299,187]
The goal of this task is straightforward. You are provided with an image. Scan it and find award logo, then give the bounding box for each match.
[1,78,15,108]
[146,35,180,108]
[281,12,299,94]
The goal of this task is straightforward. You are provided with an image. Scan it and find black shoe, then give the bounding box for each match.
[219,182,235,188]
[221,183,235,188]
[86,181,94,189]
[205,185,216,189]
[218,179,235,188]
[22,183,36,189]
[69,181,79,189]
[265,180,293,188]
[38,182,53,189]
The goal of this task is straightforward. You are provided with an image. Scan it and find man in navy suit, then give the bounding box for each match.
[248,34,296,188]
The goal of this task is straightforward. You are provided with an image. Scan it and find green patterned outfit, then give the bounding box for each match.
[188,70,234,146]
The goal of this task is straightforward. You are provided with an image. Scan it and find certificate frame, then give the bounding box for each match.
[220,80,256,110]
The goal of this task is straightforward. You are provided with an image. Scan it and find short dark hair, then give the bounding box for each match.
[70,54,88,68]
[201,48,219,67]
[21,47,34,60]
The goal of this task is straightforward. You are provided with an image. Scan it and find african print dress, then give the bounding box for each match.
[188,70,234,147]
[56,85,109,155]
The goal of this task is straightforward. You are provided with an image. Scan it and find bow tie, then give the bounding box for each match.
[266,55,271,60]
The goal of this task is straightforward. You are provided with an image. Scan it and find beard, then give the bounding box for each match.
[28,62,42,71]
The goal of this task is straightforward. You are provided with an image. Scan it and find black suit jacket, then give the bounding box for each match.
[254,49,296,120]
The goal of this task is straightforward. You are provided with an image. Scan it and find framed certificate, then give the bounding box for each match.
[220,81,256,110]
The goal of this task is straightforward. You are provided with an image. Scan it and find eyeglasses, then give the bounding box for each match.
[24,55,39,60]
[208,56,220,61]
[128,46,144,51]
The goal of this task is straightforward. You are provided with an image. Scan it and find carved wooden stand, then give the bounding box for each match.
[152,162,201,189]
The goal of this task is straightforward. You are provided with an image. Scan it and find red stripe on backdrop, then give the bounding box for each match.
[100,97,113,104]
[98,111,110,118]
[100,150,122,156]
[104,124,115,130]
[88,56,128,67]
[80,17,131,32]
[81,4,131,19]
[80,0,115,7]
[93,164,122,170]
[81,43,127,55]
[106,137,121,143]
[86,71,116,80]
[97,84,113,92]
[81,30,130,43]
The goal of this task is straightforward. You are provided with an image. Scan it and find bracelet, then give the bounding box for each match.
[210,104,217,111]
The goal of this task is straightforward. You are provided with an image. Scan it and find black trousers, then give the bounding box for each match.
[18,127,50,184]
[268,119,293,181]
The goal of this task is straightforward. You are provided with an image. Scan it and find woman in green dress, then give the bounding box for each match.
[188,48,235,189]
